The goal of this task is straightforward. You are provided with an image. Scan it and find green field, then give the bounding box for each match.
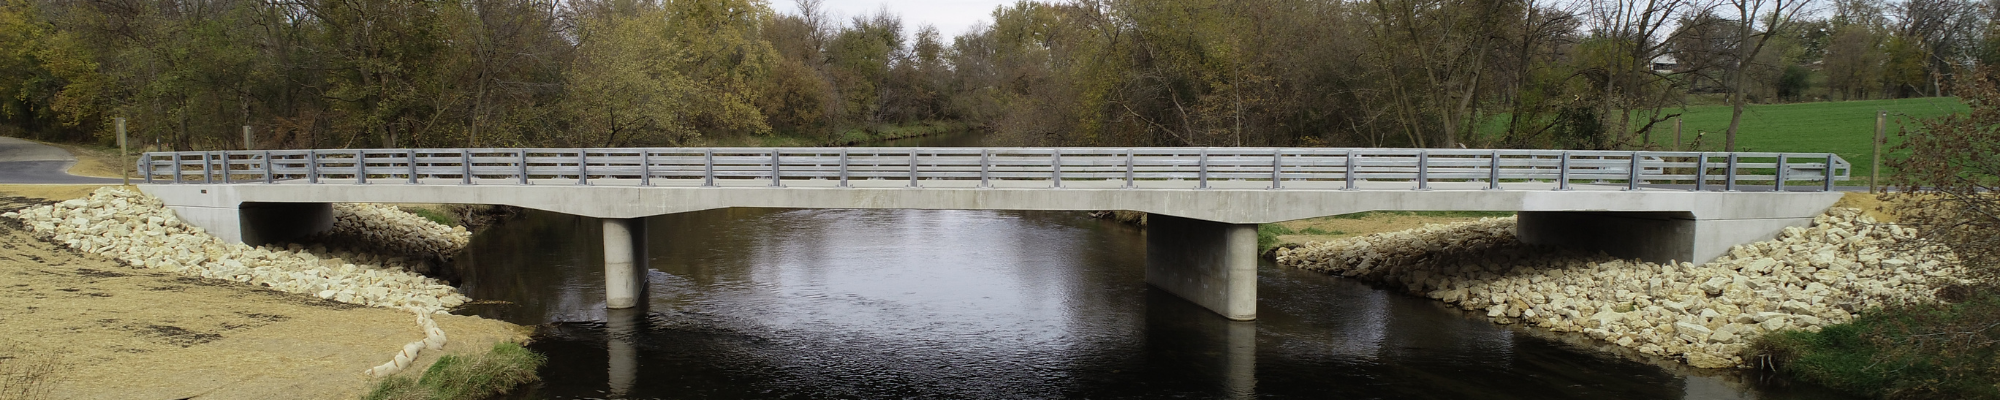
[1484,97,1969,183]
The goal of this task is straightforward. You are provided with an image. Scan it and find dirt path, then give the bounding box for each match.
[0,194,528,399]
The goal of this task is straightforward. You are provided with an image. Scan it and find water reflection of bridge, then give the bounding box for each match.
[138,147,1847,321]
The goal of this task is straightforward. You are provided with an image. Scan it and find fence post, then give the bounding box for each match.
[1415,151,1429,190]
[355,150,367,184]
[1775,154,1788,192]
[118,118,129,186]
[1556,151,1571,191]
[1197,148,1209,189]
[1488,150,1501,190]
[1052,149,1062,189]
[306,151,318,184]
[1343,150,1358,191]
[704,149,716,187]
[578,150,590,185]
[770,149,782,187]
[908,151,918,188]
[1724,153,1739,192]
[262,150,273,184]
[1124,150,1135,189]
[218,151,229,184]
[517,150,528,185]
[202,152,213,184]
[409,149,420,184]
[1694,153,1708,191]
[461,150,473,185]
[1270,148,1283,190]
[243,125,253,150]
[979,149,991,188]
[640,150,652,187]
[1872,110,1886,193]
[1626,153,1642,191]
[839,148,850,188]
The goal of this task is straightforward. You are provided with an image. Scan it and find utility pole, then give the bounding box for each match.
[1871,111,1886,193]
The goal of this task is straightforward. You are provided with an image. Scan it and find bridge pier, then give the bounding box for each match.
[1517,211,1816,264]
[1146,214,1259,321]
[603,218,649,309]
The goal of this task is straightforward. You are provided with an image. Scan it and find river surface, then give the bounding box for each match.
[452,131,1853,399]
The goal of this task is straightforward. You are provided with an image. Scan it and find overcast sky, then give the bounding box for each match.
[769,0,1016,40]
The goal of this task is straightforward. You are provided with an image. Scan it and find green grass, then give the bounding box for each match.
[363,342,546,400]
[1257,224,1296,252]
[1750,294,2000,399]
[1479,97,1969,181]
[403,207,458,227]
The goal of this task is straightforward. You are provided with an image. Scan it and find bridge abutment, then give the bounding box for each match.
[1146,214,1258,321]
[163,201,333,246]
[1517,211,1816,264]
[603,217,649,309]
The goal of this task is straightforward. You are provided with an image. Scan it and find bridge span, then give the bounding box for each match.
[135,147,1849,320]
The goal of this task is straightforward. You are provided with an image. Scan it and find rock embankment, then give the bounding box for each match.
[1275,208,1959,368]
[2,187,472,314]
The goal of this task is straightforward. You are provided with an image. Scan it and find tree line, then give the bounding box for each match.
[0,0,1993,151]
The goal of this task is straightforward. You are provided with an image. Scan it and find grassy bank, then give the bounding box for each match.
[1259,211,1517,253]
[706,121,972,147]
[1750,293,2000,399]
[1479,97,1968,181]
[364,342,545,400]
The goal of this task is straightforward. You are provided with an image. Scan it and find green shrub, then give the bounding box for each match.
[1749,294,2000,399]
[364,342,546,400]
[403,207,458,227]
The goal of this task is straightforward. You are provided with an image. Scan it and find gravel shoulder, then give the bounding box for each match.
[0,193,528,399]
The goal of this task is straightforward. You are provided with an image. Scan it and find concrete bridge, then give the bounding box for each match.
[134,147,1850,320]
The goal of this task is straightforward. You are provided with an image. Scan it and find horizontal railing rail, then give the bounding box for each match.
[137,147,1852,192]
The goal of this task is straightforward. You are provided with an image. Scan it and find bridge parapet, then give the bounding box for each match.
[137,147,1850,192]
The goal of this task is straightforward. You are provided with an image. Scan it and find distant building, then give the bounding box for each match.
[1651,55,1679,73]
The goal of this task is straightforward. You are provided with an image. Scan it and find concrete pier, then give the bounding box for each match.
[1146,214,1259,320]
[603,218,648,309]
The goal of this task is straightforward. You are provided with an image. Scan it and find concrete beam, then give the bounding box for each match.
[603,218,648,309]
[1517,211,1818,264]
[1146,214,1258,320]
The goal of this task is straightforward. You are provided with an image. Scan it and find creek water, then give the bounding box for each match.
[453,131,1853,399]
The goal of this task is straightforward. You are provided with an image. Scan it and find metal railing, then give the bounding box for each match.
[137,147,1851,191]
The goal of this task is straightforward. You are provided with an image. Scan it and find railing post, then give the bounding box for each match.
[1269,148,1283,190]
[218,151,230,184]
[409,149,420,184]
[770,149,782,187]
[202,152,213,184]
[517,149,529,185]
[1197,148,1209,190]
[1051,149,1062,189]
[262,150,273,184]
[1626,153,1642,191]
[1415,151,1429,191]
[704,149,720,188]
[1774,154,1788,192]
[173,153,184,184]
[1487,150,1501,190]
[1694,153,1708,191]
[979,149,991,188]
[142,154,153,184]
[1725,153,1739,192]
[1343,150,1358,191]
[355,150,368,184]
[1124,150,1135,189]
[640,150,652,187]
[579,149,590,186]
[306,151,318,184]
[1824,154,1836,192]
[461,150,473,185]
[1556,151,1571,191]
[907,151,919,188]
[838,148,850,188]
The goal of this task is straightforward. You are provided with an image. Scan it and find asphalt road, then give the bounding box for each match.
[0,136,123,184]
